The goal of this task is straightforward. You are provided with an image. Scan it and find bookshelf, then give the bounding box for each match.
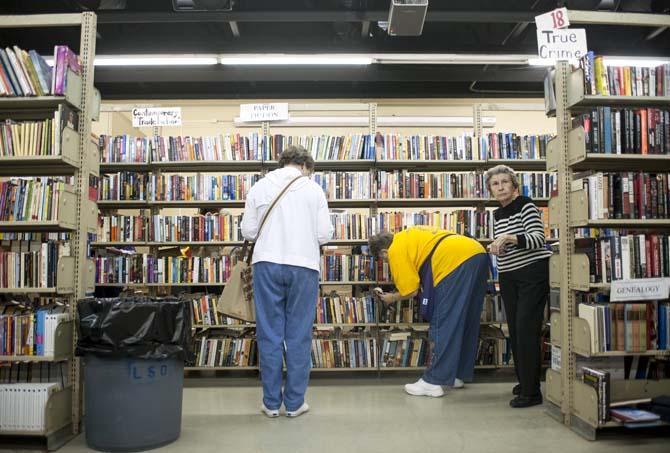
[0,12,99,451]
[546,58,670,440]
[94,101,552,375]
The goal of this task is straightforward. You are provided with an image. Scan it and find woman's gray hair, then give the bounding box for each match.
[368,232,394,257]
[278,145,315,171]
[484,164,519,191]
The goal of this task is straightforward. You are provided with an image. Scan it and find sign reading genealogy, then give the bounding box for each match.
[610,278,670,302]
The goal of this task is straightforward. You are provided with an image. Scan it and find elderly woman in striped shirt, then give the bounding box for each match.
[486,165,551,408]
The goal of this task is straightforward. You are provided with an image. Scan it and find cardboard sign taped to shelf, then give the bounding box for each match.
[536,28,587,62]
[239,103,289,122]
[132,107,182,127]
[610,278,670,302]
[535,7,570,31]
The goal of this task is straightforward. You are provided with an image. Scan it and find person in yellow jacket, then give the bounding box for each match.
[369,226,489,397]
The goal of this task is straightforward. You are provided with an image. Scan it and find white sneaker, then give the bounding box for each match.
[286,403,309,418]
[450,378,465,389]
[404,378,445,397]
[261,403,279,418]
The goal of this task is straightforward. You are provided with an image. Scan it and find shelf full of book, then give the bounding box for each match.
[547,55,670,440]
[0,12,100,449]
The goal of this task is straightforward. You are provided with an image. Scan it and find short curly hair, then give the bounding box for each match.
[278,145,315,171]
[368,232,394,257]
[484,164,519,191]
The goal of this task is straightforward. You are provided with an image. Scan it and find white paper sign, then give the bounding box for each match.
[239,103,289,122]
[535,7,570,31]
[610,278,670,302]
[536,28,588,62]
[132,107,182,127]
[551,345,561,371]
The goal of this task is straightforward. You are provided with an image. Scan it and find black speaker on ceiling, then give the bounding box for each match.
[172,0,233,11]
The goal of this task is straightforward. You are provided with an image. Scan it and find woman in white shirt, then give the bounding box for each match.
[241,145,333,418]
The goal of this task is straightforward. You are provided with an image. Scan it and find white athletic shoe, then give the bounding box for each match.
[286,402,310,418]
[404,378,445,397]
[261,403,279,418]
[450,378,465,389]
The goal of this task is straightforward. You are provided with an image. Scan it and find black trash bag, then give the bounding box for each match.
[76,296,194,361]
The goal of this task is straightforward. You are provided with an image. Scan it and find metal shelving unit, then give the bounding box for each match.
[0,12,99,450]
[546,55,670,440]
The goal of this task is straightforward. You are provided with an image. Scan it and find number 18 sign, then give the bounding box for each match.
[535,7,570,31]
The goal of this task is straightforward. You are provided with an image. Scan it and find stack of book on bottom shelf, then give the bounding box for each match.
[380,331,429,368]
[610,407,663,428]
[1,303,71,357]
[0,383,61,432]
[193,337,257,368]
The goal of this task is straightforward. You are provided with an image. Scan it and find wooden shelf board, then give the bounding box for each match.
[311,367,378,372]
[0,221,75,232]
[0,156,79,176]
[569,95,670,110]
[185,366,258,371]
[0,96,79,111]
[572,219,670,228]
[0,355,69,363]
[570,153,670,171]
[576,349,670,358]
[0,288,59,294]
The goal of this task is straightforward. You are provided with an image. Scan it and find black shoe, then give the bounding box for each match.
[509,395,543,408]
[512,384,521,396]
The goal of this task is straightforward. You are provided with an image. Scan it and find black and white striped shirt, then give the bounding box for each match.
[493,196,552,273]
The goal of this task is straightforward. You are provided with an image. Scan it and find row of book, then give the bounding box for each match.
[320,254,387,282]
[99,133,556,164]
[376,171,555,200]
[577,172,669,220]
[98,172,262,202]
[95,255,233,285]
[98,170,556,202]
[480,133,551,160]
[374,133,477,161]
[0,241,67,289]
[0,310,71,357]
[0,178,68,223]
[98,213,245,243]
[578,302,669,353]
[380,335,428,368]
[95,207,551,244]
[576,234,669,283]
[0,45,79,98]
[312,338,377,369]
[581,53,670,97]
[193,338,257,368]
[476,337,513,366]
[580,107,669,155]
[190,294,250,326]
[0,105,78,158]
[0,383,62,432]
[316,295,377,324]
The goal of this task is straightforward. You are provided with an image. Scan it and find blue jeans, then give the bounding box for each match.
[253,261,318,411]
[423,253,489,386]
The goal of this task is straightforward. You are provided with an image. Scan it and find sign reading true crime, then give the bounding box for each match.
[239,103,289,122]
[610,278,670,302]
[536,28,588,62]
[132,107,182,127]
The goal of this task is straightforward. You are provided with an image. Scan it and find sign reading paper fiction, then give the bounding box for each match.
[239,103,289,122]
[132,107,182,127]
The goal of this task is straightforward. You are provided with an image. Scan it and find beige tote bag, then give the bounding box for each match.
[217,175,303,322]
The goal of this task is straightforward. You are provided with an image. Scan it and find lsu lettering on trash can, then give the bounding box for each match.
[76,296,193,452]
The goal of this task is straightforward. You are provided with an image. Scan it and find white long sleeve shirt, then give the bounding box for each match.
[240,166,334,272]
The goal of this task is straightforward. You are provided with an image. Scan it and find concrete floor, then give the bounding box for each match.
[59,380,669,453]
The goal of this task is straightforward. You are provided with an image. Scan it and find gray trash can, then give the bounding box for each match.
[84,356,184,452]
[76,296,192,452]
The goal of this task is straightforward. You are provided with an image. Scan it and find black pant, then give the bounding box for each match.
[499,258,549,398]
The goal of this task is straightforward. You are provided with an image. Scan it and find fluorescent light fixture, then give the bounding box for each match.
[527,58,579,67]
[602,57,670,67]
[220,54,373,65]
[234,116,496,128]
[95,55,218,66]
[374,54,532,65]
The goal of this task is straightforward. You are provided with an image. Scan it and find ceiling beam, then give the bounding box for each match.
[97,10,536,24]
